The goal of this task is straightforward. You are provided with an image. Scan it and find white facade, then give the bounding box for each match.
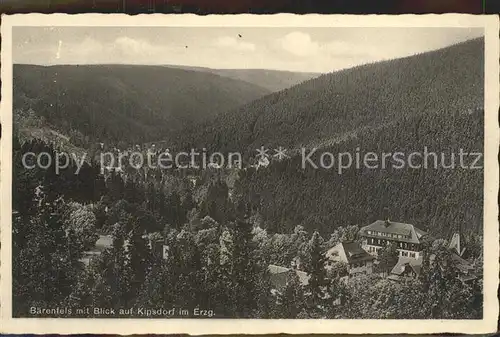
[362,243,421,259]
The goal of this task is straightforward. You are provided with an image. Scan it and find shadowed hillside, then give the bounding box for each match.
[166,65,321,92]
[174,38,484,154]
[173,38,484,237]
[13,64,271,146]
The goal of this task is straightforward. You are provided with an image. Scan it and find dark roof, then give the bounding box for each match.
[359,220,428,244]
[458,274,478,282]
[390,256,422,276]
[341,241,375,264]
[451,253,475,273]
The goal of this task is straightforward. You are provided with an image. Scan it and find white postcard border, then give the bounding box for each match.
[1,13,499,335]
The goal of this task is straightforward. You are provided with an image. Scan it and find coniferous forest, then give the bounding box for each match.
[12,37,484,319]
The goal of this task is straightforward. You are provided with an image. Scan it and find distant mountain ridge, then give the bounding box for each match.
[164,65,322,92]
[171,38,484,155]
[13,64,272,146]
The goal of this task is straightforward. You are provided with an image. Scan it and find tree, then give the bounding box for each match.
[65,203,99,252]
[135,260,173,308]
[166,191,183,229]
[127,221,152,301]
[86,223,130,310]
[106,169,124,201]
[376,242,399,275]
[106,199,132,233]
[253,267,274,318]
[12,202,80,316]
[304,231,327,315]
[327,225,360,247]
[182,191,195,214]
[277,271,305,318]
[124,178,141,204]
[230,219,261,317]
[323,274,347,318]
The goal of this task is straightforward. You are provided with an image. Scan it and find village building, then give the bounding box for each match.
[450,253,477,283]
[325,241,375,277]
[387,256,423,282]
[81,232,167,267]
[358,219,430,259]
[443,232,478,283]
[387,232,479,284]
[268,264,310,293]
[80,235,113,266]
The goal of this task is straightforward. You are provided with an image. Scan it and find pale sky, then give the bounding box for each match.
[13,27,483,73]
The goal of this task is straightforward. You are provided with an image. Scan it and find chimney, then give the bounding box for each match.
[382,207,390,226]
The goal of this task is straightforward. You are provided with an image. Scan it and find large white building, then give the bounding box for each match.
[358,219,430,260]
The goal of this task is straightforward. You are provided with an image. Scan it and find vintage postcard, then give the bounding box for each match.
[0,13,499,334]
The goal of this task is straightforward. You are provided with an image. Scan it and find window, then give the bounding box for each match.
[410,252,415,258]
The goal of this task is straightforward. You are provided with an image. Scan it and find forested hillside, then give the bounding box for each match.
[12,134,483,319]
[167,65,321,92]
[170,38,484,237]
[173,38,483,154]
[11,37,484,319]
[13,64,271,146]
[234,107,483,237]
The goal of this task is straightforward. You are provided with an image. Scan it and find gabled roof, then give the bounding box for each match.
[268,264,289,274]
[296,270,310,286]
[340,241,375,264]
[449,232,467,257]
[451,253,475,273]
[95,235,113,251]
[390,256,423,276]
[268,264,310,290]
[359,220,428,244]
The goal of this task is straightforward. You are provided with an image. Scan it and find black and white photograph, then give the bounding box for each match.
[0,13,498,335]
